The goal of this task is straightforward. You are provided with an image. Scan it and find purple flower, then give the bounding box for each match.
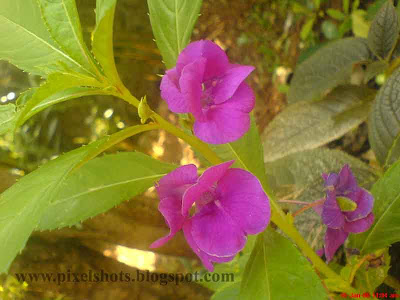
[160,40,255,144]
[315,165,374,262]
[150,161,270,271]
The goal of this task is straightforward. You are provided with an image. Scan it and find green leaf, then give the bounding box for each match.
[321,20,339,40]
[326,9,345,21]
[263,86,374,162]
[363,61,388,84]
[211,282,240,300]
[240,228,327,300]
[92,0,120,84]
[0,0,92,76]
[37,0,99,77]
[288,38,371,103]
[369,68,400,165]
[350,161,400,254]
[19,86,106,122]
[38,152,176,230]
[300,17,315,41]
[16,72,103,127]
[147,0,202,68]
[351,10,370,38]
[343,0,350,14]
[0,139,107,273]
[367,0,399,60]
[0,104,17,135]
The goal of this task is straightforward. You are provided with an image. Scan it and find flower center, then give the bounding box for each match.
[200,78,219,108]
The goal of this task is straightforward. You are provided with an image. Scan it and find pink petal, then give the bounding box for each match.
[211,65,255,104]
[344,188,374,222]
[183,221,235,272]
[179,58,207,121]
[156,164,198,200]
[223,82,255,113]
[216,168,270,234]
[150,196,186,248]
[324,173,339,187]
[324,228,348,262]
[190,202,247,257]
[193,101,251,144]
[337,164,358,192]
[176,40,229,80]
[182,161,234,217]
[344,213,374,233]
[322,191,345,229]
[160,68,188,113]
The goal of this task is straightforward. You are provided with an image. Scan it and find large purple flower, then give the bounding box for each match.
[315,165,374,262]
[160,40,255,144]
[150,161,270,271]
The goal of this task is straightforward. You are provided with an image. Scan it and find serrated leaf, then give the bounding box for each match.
[265,148,377,249]
[263,86,374,162]
[240,228,328,300]
[0,138,107,273]
[0,104,17,135]
[369,68,400,165]
[288,38,371,104]
[367,0,399,60]
[0,0,91,76]
[37,0,99,77]
[350,161,400,254]
[147,0,202,69]
[16,72,104,127]
[38,152,176,230]
[92,0,120,84]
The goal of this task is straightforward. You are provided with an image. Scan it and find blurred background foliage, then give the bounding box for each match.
[0,0,394,299]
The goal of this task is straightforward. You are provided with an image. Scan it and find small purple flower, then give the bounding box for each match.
[160,40,255,144]
[150,161,270,271]
[315,165,374,262]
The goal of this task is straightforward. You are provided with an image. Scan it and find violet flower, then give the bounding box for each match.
[315,165,374,262]
[150,161,270,271]
[160,40,255,144]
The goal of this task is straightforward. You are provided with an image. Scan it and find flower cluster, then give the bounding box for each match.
[315,165,374,262]
[150,161,270,271]
[160,40,255,144]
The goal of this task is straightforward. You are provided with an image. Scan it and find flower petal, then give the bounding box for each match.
[324,228,348,262]
[216,168,270,234]
[183,221,235,272]
[179,58,207,121]
[156,164,198,200]
[193,101,251,144]
[223,82,255,112]
[182,161,234,216]
[337,164,358,193]
[344,188,374,221]
[190,202,247,257]
[344,213,374,233]
[176,40,229,80]
[150,196,186,248]
[324,173,339,188]
[322,191,345,228]
[160,68,189,113]
[211,65,255,104]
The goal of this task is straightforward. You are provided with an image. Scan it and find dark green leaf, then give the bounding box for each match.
[38,152,176,230]
[0,0,91,76]
[0,139,106,273]
[147,0,202,68]
[92,0,120,84]
[263,86,374,162]
[350,161,400,254]
[288,38,371,103]
[369,67,400,165]
[240,228,327,300]
[37,0,99,77]
[367,0,399,60]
